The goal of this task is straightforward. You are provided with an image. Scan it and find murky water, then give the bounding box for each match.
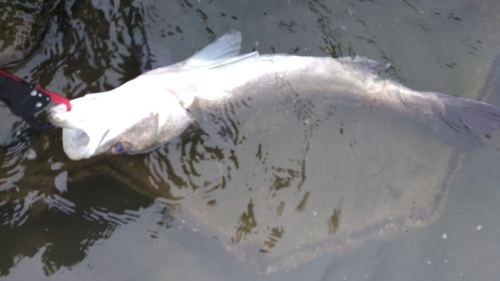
[1,0,500,280]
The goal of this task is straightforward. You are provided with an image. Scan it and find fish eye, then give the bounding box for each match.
[111,141,131,154]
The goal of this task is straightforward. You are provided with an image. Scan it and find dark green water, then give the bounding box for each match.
[1,0,500,280]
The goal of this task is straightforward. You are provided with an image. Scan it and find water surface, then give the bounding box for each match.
[1,0,500,280]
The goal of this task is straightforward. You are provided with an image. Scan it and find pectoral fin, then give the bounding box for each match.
[188,95,259,146]
[188,96,238,145]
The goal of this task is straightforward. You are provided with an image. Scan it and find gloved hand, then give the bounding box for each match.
[0,69,71,129]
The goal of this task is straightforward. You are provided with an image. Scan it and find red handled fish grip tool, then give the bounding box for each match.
[0,69,71,129]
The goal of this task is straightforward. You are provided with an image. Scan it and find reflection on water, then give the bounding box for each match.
[0,0,57,67]
[0,174,155,275]
[1,0,500,280]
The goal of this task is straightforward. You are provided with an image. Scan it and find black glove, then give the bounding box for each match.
[0,69,71,129]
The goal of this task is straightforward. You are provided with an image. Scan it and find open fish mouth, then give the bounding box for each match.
[49,99,111,160]
[61,128,107,160]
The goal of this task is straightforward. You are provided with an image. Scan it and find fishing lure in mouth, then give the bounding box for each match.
[0,69,71,129]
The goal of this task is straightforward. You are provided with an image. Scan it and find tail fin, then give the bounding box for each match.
[428,92,500,149]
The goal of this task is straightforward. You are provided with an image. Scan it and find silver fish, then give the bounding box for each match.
[49,30,500,160]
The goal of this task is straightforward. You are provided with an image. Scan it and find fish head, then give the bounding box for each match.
[49,29,250,160]
[49,77,193,160]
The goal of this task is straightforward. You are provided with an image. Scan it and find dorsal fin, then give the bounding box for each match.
[184,30,259,70]
[187,30,242,65]
[146,30,259,75]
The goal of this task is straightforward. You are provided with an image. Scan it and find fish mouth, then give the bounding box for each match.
[49,103,109,160]
[61,128,105,160]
